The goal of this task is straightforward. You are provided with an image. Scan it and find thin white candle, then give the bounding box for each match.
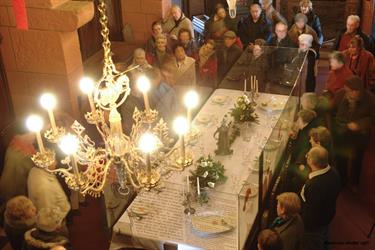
[173,116,189,163]
[256,79,259,94]
[137,76,151,114]
[40,93,57,134]
[183,90,199,126]
[187,175,190,193]
[79,77,96,113]
[197,177,200,195]
[35,132,45,153]
[26,115,45,153]
[244,77,247,92]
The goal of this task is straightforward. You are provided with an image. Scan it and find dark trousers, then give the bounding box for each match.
[302,226,329,250]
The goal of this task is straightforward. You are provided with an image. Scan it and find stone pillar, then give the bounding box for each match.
[121,0,171,44]
[0,0,94,118]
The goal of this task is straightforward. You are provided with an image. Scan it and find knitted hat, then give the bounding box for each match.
[345,76,363,91]
[223,30,236,39]
[36,207,64,232]
[295,13,308,23]
[298,34,313,47]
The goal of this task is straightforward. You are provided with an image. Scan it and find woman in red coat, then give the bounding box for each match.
[196,39,218,86]
[325,51,353,95]
[343,36,375,90]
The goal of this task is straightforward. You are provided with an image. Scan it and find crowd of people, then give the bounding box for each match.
[0,1,374,250]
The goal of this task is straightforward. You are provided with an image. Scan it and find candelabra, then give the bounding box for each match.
[25,0,199,197]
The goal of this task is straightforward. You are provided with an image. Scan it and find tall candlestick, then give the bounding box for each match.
[256,79,259,94]
[35,131,45,153]
[197,177,200,196]
[187,175,190,193]
[244,77,247,92]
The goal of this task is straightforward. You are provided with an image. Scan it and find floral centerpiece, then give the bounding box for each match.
[190,155,227,204]
[230,95,258,124]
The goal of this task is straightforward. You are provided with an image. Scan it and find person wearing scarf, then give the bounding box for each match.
[270,192,304,250]
[161,5,194,40]
[343,36,375,90]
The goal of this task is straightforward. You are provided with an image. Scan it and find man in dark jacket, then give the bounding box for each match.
[301,146,341,250]
[238,3,272,47]
[332,76,375,187]
[269,22,297,48]
[333,15,371,53]
[217,31,243,81]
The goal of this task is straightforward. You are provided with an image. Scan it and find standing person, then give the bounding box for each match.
[0,125,36,202]
[333,15,371,52]
[161,5,194,40]
[27,163,71,223]
[325,51,353,95]
[127,48,152,83]
[204,3,237,47]
[288,13,320,51]
[295,0,324,44]
[171,44,196,86]
[24,207,70,250]
[4,196,37,250]
[177,28,197,58]
[146,34,173,68]
[217,31,243,81]
[300,146,341,250]
[332,76,375,188]
[270,192,304,250]
[145,21,164,53]
[298,34,318,92]
[238,3,272,47]
[196,39,217,86]
[343,36,375,90]
[259,0,287,26]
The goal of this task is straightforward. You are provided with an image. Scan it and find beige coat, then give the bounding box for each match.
[162,14,194,39]
[27,167,71,218]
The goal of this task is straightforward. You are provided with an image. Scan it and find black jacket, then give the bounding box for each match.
[217,44,243,80]
[333,28,371,53]
[238,13,272,46]
[269,35,297,48]
[301,167,341,230]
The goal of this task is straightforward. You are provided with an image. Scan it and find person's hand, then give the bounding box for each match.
[347,122,359,131]
[299,164,305,171]
[289,130,297,139]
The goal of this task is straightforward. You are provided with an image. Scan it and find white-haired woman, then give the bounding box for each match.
[299,33,318,92]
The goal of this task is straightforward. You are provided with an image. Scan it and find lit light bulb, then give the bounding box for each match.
[40,93,57,110]
[59,134,79,155]
[138,132,158,153]
[137,75,151,93]
[79,77,95,94]
[173,116,189,135]
[26,115,44,132]
[184,90,199,109]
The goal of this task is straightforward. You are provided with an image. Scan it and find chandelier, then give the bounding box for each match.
[25,1,199,197]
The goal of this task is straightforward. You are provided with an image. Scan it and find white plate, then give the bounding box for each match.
[241,182,258,198]
[196,114,211,124]
[191,212,234,235]
[259,100,286,112]
[211,95,227,105]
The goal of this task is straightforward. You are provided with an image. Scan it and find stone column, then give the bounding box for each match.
[0,0,94,118]
[121,0,171,44]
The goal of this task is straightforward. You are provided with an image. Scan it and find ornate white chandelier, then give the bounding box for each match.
[25,0,199,197]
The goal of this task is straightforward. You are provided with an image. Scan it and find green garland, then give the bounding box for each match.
[230,95,259,124]
[189,155,227,204]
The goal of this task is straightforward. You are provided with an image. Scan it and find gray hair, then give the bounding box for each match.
[133,48,146,58]
[307,146,329,169]
[347,15,360,24]
[155,34,167,42]
[301,92,318,110]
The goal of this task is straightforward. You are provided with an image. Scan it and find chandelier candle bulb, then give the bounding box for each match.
[183,90,199,125]
[137,76,151,114]
[26,115,45,153]
[79,77,96,112]
[59,134,80,183]
[40,93,57,133]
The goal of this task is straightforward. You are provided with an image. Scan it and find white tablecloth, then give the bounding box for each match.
[111,89,295,250]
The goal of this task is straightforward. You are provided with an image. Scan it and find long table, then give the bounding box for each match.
[110,88,296,250]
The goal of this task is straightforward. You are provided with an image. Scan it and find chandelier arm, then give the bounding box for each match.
[122,159,141,190]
